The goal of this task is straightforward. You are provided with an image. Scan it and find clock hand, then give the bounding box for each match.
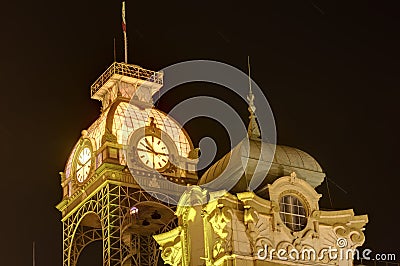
[139,140,155,153]
[144,138,156,153]
[144,145,154,152]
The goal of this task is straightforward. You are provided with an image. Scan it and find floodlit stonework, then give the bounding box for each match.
[154,174,368,266]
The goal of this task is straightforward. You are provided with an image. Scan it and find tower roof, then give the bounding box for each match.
[64,100,193,180]
[198,138,325,197]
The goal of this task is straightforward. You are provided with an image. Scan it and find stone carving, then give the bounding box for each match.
[153,227,183,266]
[161,241,183,266]
[101,127,117,144]
[174,186,208,266]
[188,148,200,159]
[154,177,368,266]
[164,162,177,174]
[177,186,208,208]
[209,207,233,259]
[244,207,273,255]
[333,224,365,248]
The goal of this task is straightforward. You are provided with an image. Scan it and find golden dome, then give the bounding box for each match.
[64,100,193,180]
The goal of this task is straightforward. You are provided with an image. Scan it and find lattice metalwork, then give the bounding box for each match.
[62,182,177,266]
[91,62,163,97]
[70,227,102,265]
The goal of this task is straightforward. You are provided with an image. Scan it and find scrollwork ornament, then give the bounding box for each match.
[209,207,233,259]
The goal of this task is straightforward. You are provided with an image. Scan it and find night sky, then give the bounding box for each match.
[0,0,399,265]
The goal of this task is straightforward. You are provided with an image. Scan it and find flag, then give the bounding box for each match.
[122,1,126,33]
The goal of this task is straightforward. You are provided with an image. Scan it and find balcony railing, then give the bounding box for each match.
[90,62,163,97]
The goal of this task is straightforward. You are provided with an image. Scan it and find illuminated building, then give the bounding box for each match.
[56,61,368,266]
[56,62,198,265]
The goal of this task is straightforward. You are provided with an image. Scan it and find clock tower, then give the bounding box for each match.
[56,62,199,266]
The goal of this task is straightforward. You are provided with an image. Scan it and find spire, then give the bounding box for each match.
[247,56,261,139]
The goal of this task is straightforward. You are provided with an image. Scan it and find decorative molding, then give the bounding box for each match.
[154,176,368,266]
[333,224,365,248]
[154,227,183,266]
[209,206,233,259]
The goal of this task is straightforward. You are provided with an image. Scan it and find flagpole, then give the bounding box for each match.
[122,1,128,63]
[113,37,116,62]
[33,241,36,266]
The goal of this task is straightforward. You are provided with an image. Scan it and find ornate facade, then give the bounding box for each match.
[153,66,368,265]
[155,174,368,266]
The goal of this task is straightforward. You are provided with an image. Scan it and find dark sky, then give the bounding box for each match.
[0,0,399,265]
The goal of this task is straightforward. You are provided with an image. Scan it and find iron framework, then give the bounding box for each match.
[62,182,177,266]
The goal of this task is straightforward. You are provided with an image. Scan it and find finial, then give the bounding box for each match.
[247,56,261,139]
[148,117,157,129]
[290,172,297,184]
[247,56,256,115]
[59,172,66,182]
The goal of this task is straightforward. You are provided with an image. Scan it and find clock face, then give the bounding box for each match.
[76,147,92,183]
[136,135,169,170]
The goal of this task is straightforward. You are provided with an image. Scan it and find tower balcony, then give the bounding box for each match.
[90,62,163,102]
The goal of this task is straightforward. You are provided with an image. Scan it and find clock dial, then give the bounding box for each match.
[78,147,91,164]
[137,136,169,170]
[76,147,92,183]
